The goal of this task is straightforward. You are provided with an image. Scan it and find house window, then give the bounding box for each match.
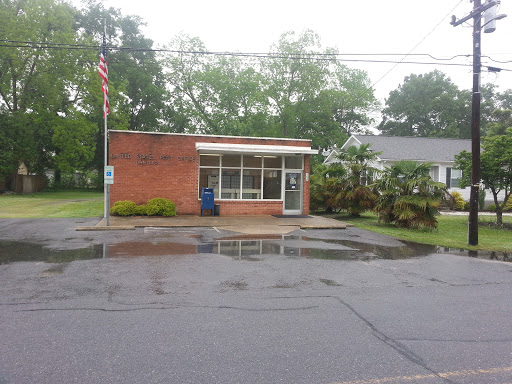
[430,166,439,182]
[446,167,462,188]
[199,154,284,200]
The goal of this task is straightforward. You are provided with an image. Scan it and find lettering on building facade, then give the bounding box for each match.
[111,153,195,166]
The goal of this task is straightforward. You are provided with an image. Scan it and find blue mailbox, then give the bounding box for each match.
[201,188,215,216]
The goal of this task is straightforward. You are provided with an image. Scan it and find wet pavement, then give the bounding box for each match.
[1,218,512,384]
[87,213,350,234]
[1,228,510,265]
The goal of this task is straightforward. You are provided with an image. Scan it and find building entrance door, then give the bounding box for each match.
[283,172,302,215]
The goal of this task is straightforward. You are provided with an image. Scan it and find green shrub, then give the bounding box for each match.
[111,201,138,216]
[478,187,486,210]
[146,198,176,217]
[135,204,147,216]
[464,201,470,210]
[487,204,496,211]
[451,191,466,210]
[504,196,512,212]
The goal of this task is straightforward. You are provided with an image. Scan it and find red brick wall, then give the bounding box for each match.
[109,131,312,215]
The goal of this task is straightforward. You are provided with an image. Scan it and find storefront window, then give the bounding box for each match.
[199,168,219,199]
[263,170,281,199]
[285,156,302,169]
[242,169,261,199]
[243,155,262,168]
[221,169,241,199]
[264,156,281,168]
[222,154,241,167]
[198,153,291,200]
[200,154,220,167]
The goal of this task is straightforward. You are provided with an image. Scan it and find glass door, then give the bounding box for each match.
[283,172,302,215]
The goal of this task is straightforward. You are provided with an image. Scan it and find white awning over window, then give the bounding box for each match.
[195,142,318,155]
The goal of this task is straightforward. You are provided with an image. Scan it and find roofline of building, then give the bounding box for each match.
[379,158,456,163]
[196,142,318,155]
[354,134,472,143]
[109,130,313,143]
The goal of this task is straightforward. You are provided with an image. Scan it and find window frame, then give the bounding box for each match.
[446,167,463,188]
[198,154,285,201]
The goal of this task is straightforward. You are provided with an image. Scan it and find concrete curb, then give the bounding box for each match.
[74,215,351,232]
[76,226,135,231]
[300,224,351,229]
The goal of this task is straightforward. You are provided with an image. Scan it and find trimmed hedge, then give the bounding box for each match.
[146,198,176,217]
[135,204,147,216]
[110,201,138,216]
[110,198,176,217]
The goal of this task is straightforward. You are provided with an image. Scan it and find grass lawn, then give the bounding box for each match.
[326,212,512,252]
[0,191,104,218]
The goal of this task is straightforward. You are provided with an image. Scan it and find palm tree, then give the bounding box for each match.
[373,161,447,229]
[310,162,347,213]
[333,144,381,216]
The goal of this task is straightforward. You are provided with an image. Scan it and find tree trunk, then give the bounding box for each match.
[496,209,503,225]
[491,189,503,225]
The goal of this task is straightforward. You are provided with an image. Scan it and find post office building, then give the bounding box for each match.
[109,131,318,216]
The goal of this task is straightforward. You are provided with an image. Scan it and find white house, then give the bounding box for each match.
[324,135,503,205]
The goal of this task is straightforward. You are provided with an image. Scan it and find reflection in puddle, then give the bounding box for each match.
[1,235,510,264]
[0,241,103,264]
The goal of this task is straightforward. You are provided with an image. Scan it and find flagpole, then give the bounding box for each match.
[102,20,110,226]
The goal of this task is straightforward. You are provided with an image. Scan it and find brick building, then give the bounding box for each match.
[109,131,318,216]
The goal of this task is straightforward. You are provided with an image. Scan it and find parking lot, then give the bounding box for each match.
[1,218,511,384]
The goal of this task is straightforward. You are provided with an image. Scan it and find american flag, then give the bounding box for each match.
[98,44,109,117]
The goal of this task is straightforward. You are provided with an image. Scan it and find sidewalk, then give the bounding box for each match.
[440,211,512,216]
[77,215,351,234]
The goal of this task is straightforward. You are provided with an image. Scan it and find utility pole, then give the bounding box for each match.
[469,0,482,246]
[451,0,505,246]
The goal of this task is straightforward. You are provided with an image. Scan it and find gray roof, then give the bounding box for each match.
[353,135,472,162]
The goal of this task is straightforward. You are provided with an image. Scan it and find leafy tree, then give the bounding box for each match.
[162,33,270,136]
[373,161,447,229]
[455,128,512,225]
[261,30,329,139]
[0,0,98,181]
[260,30,377,148]
[76,0,167,176]
[162,30,377,148]
[378,70,469,138]
[328,64,379,136]
[378,70,512,139]
[485,108,512,136]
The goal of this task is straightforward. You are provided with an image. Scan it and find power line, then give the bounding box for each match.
[2,39,511,62]
[372,0,467,87]
[0,39,510,71]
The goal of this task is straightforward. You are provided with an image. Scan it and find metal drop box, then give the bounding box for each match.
[201,188,215,216]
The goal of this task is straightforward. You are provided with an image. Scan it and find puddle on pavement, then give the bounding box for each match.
[0,241,104,264]
[0,235,509,264]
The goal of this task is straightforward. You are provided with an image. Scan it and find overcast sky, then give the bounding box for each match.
[81,0,512,103]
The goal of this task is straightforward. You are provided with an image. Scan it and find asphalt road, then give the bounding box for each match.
[0,219,511,384]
